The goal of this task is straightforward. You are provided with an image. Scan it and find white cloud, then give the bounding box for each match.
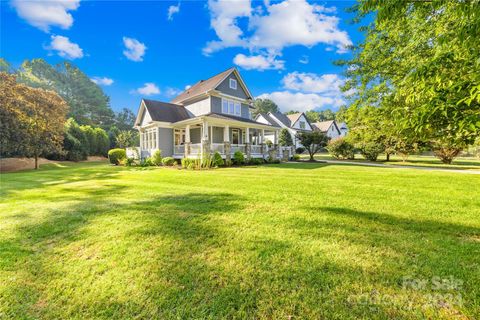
[282,72,343,94]
[167,3,180,20]
[204,0,352,56]
[132,83,160,96]
[123,37,147,62]
[257,91,344,113]
[46,35,83,59]
[233,53,284,70]
[91,77,114,86]
[165,87,181,97]
[11,0,80,32]
[203,0,252,55]
[258,71,348,112]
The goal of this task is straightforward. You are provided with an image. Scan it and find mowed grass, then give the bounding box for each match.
[1,161,479,319]
[305,153,480,170]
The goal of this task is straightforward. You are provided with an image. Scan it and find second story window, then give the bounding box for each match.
[300,121,306,129]
[229,78,237,90]
[222,98,241,116]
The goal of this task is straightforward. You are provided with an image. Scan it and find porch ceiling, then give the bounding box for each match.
[173,114,279,131]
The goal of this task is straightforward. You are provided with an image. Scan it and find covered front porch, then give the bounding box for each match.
[172,115,291,160]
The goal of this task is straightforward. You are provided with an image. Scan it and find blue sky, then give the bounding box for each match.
[1,0,365,113]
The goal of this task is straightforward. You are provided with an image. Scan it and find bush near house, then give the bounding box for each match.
[152,150,162,166]
[213,152,224,167]
[161,157,175,166]
[108,148,126,165]
[295,147,305,154]
[233,151,245,165]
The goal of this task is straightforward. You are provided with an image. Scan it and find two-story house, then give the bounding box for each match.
[311,120,342,139]
[133,68,285,161]
[255,112,313,148]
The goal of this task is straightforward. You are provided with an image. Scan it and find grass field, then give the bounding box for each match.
[301,153,480,170]
[1,161,479,319]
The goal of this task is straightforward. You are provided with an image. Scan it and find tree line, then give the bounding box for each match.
[336,0,480,164]
[0,58,139,169]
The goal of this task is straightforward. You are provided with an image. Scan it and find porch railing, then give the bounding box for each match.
[174,145,184,155]
[190,143,201,155]
[211,143,224,154]
[231,144,245,154]
[251,145,262,154]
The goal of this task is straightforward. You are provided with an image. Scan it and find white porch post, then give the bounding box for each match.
[224,125,230,142]
[185,125,191,157]
[245,127,250,143]
[224,125,231,161]
[156,127,160,150]
[202,120,210,158]
[245,127,251,160]
[139,130,143,149]
[261,129,265,144]
[185,125,191,143]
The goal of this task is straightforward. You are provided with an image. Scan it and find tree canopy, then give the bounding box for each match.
[340,0,480,163]
[0,72,68,168]
[16,59,115,127]
[252,99,279,117]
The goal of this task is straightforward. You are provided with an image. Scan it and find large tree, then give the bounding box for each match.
[0,73,68,168]
[340,0,480,164]
[15,59,115,128]
[296,131,329,161]
[252,98,279,117]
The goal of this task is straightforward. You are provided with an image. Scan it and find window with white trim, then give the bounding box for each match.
[229,78,237,90]
[222,98,241,116]
[300,121,306,129]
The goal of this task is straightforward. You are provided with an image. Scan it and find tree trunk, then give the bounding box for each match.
[34,153,39,170]
[309,150,315,161]
[386,153,390,161]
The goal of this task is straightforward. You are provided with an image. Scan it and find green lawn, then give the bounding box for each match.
[1,161,479,319]
[302,153,480,170]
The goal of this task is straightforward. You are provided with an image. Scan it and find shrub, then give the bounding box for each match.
[108,148,126,165]
[248,158,264,165]
[152,149,162,166]
[295,147,305,154]
[359,142,384,161]
[326,138,355,160]
[233,151,245,165]
[213,151,224,167]
[279,128,293,146]
[162,157,175,166]
[125,157,136,167]
[140,157,154,167]
[181,158,193,169]
[293,154,301,161]
[265,139,273,148]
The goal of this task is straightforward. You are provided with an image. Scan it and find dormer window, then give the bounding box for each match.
[229,78,237,90]
[300,121,306,129]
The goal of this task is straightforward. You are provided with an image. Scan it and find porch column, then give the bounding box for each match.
[139,130,143,149]
[156,127,160,150]
[184,125,191,158]
[245,127,251,160]
[201,120,210,158]
[260,129,265,156]
[224,125,231,163]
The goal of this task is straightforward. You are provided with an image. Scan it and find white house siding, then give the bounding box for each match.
[184,97,211,117]
[139,107,152,126]
[291,114,313,131]
[326,124,341,139]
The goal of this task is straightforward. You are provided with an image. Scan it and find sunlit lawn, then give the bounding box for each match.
[1,161,479,319]
[302,152,480,170]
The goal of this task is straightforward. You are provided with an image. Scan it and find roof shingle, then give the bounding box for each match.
[143,99,191,123]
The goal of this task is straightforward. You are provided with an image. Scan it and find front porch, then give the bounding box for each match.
[172,117,291,160]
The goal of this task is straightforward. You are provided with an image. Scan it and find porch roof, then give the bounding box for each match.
[173,112,280,130]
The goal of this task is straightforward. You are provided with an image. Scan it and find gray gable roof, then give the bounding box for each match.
[269,112,292,127]
[256,113,278,126]
[143,99,191,123]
